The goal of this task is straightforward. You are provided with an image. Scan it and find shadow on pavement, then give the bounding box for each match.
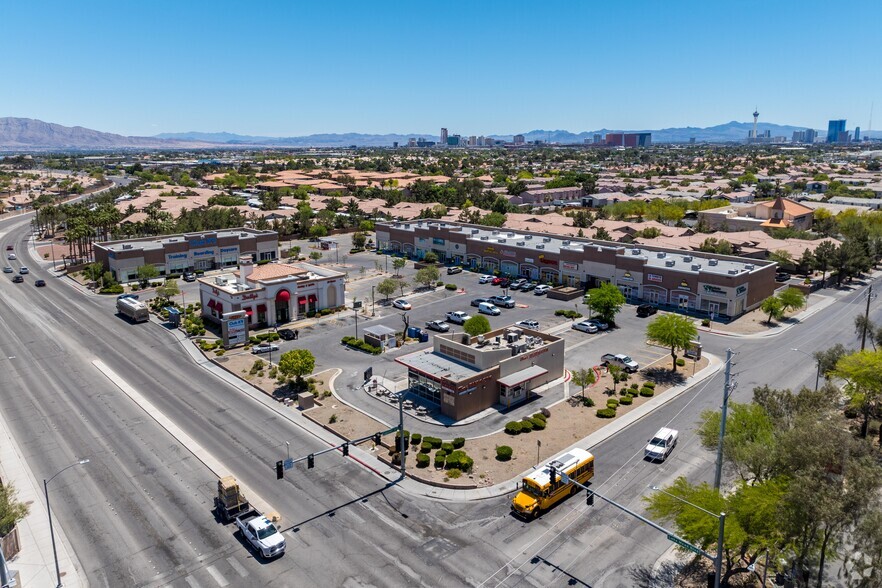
[642,367,687,387]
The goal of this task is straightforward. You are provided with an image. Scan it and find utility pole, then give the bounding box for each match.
[398,394,406,477]
[714,348,734,491]
[861,284,873,351]
[354,297,359,340]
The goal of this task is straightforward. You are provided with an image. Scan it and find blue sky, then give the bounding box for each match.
[1,0,880,137]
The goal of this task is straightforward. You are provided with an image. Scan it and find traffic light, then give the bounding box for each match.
[276,460,284,480]
[307,454,315,469]
[586,491,594,506]
[373,433,381,446]
[342,443,349,457]
[549,467,557,485]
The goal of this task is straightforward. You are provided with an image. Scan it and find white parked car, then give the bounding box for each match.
[515,320,539,330]
[251,343,280,355]
[572,320,598,333]
[478,275,494,284]
[426,320,450,332]
[478,302,501,316]
[645,428,679,461]
[601,353,639,373]
[446,311,471,324]
[392,299,412,310]
[534,285,550,295]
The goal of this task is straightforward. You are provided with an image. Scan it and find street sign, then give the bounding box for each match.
[667,534,702,555]
[382,427,399,435]
[284,458,294,470]
[560,473,570,484]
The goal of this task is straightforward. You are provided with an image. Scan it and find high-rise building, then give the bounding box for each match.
[447,135,461,146]
[604,133,652,147]
[513,134,525,145]
[483,137,494,147]
[827,119,847,143]
[855,127,861,142]
[805,129,818,143]
[407,138,417,147]
[593,134,603,144]
[792,131,806,143]
[752,108,760,139]
[440,128,448,145]
[468,135,477,146]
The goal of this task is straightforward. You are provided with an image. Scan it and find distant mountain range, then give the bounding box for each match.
[2,117,880,151]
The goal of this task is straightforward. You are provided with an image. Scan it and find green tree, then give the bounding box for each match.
[136,264,159,286]
[463,315,491,337]
[607,365,623,394]
[696,402,776,483]
[479,211,507,227]
[585,282,626,325]
[833,350,882,439]
[309,251,322,262]
[278,349,315,384]
[351,232,366,249]
[397,279,409,297]
[570,367,596,398]
[155,278,180,301]
[0,481,30,536]
[593,227,612,241]
[842,508,882,588]
[760,296,784,325]
[778,287,805,313]
[377,278,397,302]
[83,262,104,282]
[645,313,698,372]
[813,241,836,285]
[309,224,328,239]
[414,265,440,289]
[422,251,438,264]
[392,257,407,277]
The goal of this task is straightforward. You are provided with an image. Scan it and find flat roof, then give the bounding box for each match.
[396,350,481,382]
[97,228,277,252]
[364,325,396,337]
[498,365,548,387]
[382,221,764,276]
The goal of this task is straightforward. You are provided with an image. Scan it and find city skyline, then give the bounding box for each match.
[1,0,881,137]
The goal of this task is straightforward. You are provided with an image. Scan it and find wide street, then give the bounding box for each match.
[0,213,871,587]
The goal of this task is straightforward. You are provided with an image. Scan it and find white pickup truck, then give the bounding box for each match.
[601,353,639,373]
[235,513,286,558]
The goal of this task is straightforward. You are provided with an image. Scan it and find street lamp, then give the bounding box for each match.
[371,285,376,317]
[791,348,820,391]
[45,458,89,587]
[650,485,726,588]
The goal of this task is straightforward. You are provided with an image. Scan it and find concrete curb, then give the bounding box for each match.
[696,294,836,339]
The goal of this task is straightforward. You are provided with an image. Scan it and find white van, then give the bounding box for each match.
[478,302,501,316]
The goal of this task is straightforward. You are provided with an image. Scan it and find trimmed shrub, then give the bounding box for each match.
[496,446,513,461]
[596,408,617,418]
[445,283,457,290]
[644,381,656,389]
[505,421,523,435]
[630,382,639,391]
[434,452,446,467]
[447,468,462,479]
[640,388,655,397]
[607,398,619,408]
[416,453,430,468]
[701,318,711,327]
[530,417,546,430]
[440,442,454,453]
[410,433,422,446]
[532,413,547,422]
[676,358,686,367]
[420,442,432,454]
[519,419,534,433]
[580,396,595,407]
[620,395,634,405]
[452,437,465,449]
[446,450,473,472]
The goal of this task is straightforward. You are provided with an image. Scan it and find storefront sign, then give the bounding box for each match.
[736,285,747,295]
[703,284,726,295]
[502,250,516,258]
[519,347,549,362]
[222,311,248,347]
[647,273,663,283]
[539,255,558,267]
[167,253,188,260]
[219,247,238,253]
[432,238,445,245]
[620,271,634,281]
[193,249,215,257]
[190,236,217,248]
[484,246,498,254]
[241,292,259,300]
[562,261,578,271]
[524,258,534,263]
[677,280,690,290]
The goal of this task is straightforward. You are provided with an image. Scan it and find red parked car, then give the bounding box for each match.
[491,277,503,285]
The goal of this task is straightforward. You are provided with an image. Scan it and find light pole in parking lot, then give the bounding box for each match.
[45,458,89,588]
[371,286,376,316]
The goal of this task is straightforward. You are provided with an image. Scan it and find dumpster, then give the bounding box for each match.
[406,326,421,338]
[419,330,429,343]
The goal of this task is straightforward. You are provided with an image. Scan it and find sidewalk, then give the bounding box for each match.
[0,406,86,588]
[696,294,836,339]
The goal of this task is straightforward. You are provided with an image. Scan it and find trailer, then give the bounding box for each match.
[116,297,149,323]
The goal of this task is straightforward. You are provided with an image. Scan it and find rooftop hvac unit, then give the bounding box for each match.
[683,256,693,262]
[495,336,502,346]
[543,237,552,242]
[665,260,675,267]
[471,229,479,235]
[525,235,533,240]
[632,249,641,255]
[709,259,719,266]
[692,264,702,271]
[498,239,506,243]
[506,332,519,343]
[507,232,515,238]
[463,333,471,344]
[728,269,740,275]
[476,334,484,344]
[517,241,525,246]
[480,236,489,241]
[657,252,666,258]
[536,244,545,249]
[562,240,570,246]
[493,230,500,235]
[745,264,755,270]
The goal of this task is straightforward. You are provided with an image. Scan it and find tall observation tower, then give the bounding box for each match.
[752,108,760,139]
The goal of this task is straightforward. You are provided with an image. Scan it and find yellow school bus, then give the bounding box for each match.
[511,448,594,519]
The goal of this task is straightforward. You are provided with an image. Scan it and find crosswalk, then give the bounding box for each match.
[162,553,253,588]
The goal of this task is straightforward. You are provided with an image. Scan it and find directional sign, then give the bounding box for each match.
[382,427,399,436]
[667,534,702,555]
[284,458,294,470]
[560,473,571,484]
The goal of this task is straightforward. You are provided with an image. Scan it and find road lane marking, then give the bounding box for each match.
[184,576,202,588]
[226,557,249,578]
[205,565,229,586]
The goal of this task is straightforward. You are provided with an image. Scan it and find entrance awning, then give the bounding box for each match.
[257,304,267,312]
[308,294,317,303]
[297,296,307,305]
[276,290,291,302]
[498,365,548,387]
[215,302,223,313]
[207,300,216,309]
[245,308,253,316]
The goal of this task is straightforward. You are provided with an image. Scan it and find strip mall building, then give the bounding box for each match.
[377,220,777,320]
[94,228,278,283]
[199,257,345,328]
